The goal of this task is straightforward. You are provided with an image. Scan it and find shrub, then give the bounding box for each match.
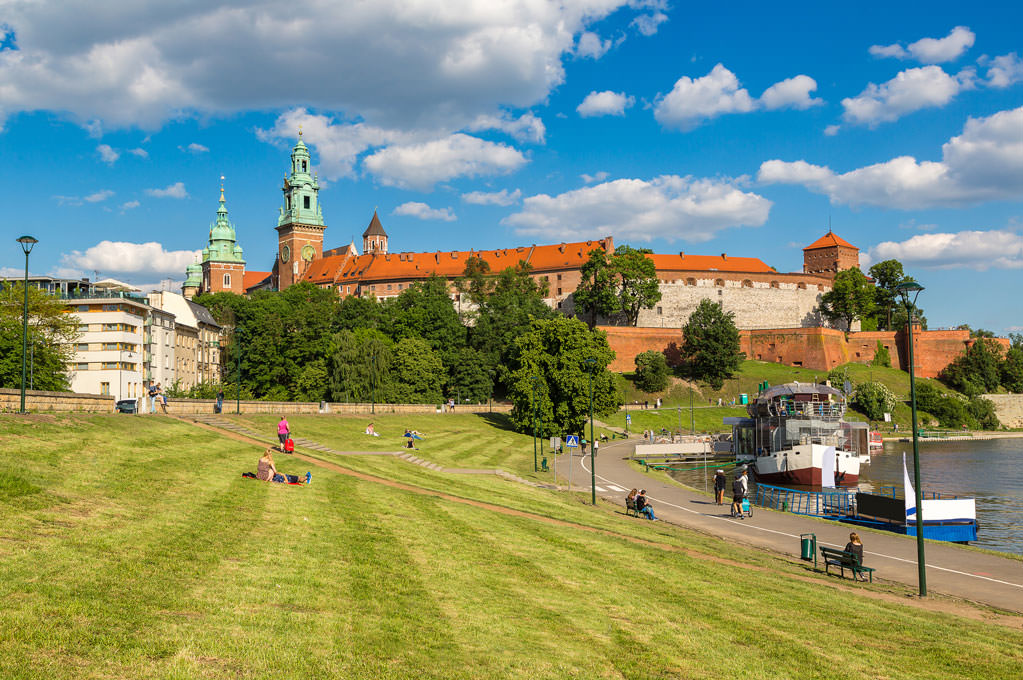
[635,350,671,392]
[853,381,897,421]
[871,341,891,368]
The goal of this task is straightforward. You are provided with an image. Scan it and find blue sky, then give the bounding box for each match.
[1,1,1021,333]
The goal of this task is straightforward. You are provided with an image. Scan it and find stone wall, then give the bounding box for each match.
[0,388,115,412]
[980,394,1023,429]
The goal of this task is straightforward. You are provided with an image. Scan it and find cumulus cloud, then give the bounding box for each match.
[468,111,545,144]
[759,75,823,110]
[0,1,647,131]
[180,142,208,154]
[654,64,821,129]
[577,90,634,117]
[631,12,668,37]
[128,147,148,158]
[823,124,840,136]
[61,241,200,277]
[869,26,975,64]
[392,201,456,221]
[758,106,1023,209]
[981,52,1023,88]
[503,175,771,242]
[96,144,119,164]
[869,230,1023,270]
[53,189,114,206]
[581,171,610,184]
[120,200,140,211]
[576,31,612,59]
[145,182,188,199]
[461,188,521,206]
[841,66,972,126]
[363,133,527,191]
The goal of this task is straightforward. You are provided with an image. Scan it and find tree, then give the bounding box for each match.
[335,294,385,332]
[871,341,891,368]
[941,338,1003,396]
[0,284,80,391]
[328,329,393,403]
[382,275,465,364]
[610,245,661,326]
[819,267,875,334]
[853,382,897,421]
[1001,346,1023,393]
[891,302,927,331]
[506,316,622,436]
[446,347,493,404]
[634,350,670,392]
[389,337,444,404]
[454,255,494,308]
[680,300,743,390]
[572,249,617,329]
[867,259,905,330]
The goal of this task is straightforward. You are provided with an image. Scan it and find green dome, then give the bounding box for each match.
[184,262,202,287]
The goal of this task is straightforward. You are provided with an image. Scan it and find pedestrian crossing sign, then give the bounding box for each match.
[565,435,579,448]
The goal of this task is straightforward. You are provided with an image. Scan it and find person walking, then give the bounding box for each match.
[731,467,749,519]
[147,381,158,414]
[215,389,224,414]
[277,416,291,451]
[714,469,726,505]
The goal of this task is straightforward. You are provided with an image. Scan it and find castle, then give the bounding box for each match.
[183,134,859,332]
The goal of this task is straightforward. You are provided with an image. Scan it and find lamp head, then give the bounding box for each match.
[17,235,38,254]
[895,280,924,306]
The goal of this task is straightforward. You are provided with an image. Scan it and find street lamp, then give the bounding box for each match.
[531,376,541,472]
[896,279,927,597]
[17,235,38,414]
[235,331,242,414]
[585,358,597,505]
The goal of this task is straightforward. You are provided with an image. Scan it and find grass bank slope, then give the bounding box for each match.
[1,415,1021,679]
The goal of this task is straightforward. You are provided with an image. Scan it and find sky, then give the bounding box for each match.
[1,0,1021,334]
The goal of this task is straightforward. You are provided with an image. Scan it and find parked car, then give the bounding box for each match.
[115,398,138,414]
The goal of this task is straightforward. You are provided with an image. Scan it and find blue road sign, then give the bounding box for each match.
[565,435,579,448]
[625,414,632,423]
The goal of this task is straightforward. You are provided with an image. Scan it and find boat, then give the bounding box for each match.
[724,382,867,486]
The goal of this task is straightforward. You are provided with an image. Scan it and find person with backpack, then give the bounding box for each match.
[731,467,749,519]
[714,469,727,505]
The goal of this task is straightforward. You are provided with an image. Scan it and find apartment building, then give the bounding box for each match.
[68,292,148,401]
[148,290,222,390]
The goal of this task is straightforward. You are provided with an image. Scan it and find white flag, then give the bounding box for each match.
[820,446,836,488]
[903,452,916,519]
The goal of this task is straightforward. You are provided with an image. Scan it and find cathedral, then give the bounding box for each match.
[183,134,860,331]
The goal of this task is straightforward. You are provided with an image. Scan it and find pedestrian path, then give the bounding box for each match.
[578,438,1023,613]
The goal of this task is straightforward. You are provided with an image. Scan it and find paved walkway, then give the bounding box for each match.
[576,438,1023,613]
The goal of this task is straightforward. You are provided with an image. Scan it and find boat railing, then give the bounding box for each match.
[752,482,856,517]
[875,485,959,500]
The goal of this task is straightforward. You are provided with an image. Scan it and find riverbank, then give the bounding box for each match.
[882,430,1023,442]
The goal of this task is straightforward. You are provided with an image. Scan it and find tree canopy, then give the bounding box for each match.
[680,299,743,390]
[819,267,875,334]
[572,246,660,327]
[634,350,670,393]
[0,284,80,392]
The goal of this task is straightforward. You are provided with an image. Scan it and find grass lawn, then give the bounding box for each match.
[2,414,1021,679]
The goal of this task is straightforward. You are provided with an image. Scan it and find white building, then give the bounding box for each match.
[147,290,222,389]
[68,287,150,402]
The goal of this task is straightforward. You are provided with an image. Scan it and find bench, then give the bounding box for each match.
[625,497,640,517]
[820,546,875,582]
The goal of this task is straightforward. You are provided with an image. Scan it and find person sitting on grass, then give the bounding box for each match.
[256,448,310,484]
[636,490,657,520]
[365,422,379,437]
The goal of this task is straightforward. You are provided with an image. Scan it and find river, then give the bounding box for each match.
[667,438,1023,555]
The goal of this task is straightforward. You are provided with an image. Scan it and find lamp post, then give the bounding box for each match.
[531,376,540,472]
[689,367,695,435]
[585,358,596,505]
[896,280,927,597]
[235,331,242,415]
[371,353,377,415]
[17,236,38,414]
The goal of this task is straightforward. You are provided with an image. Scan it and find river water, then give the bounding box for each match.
[668,438,1023,555]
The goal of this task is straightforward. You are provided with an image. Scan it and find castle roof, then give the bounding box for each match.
[363,211,387,237]
[647,252,773,273]
[804,230,856,250]
[242,271,272,291]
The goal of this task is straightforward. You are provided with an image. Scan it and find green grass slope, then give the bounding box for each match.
[1,414,1020,679]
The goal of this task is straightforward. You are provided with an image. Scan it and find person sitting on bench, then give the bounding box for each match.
[845,532,867,581]
[636,490,657,520]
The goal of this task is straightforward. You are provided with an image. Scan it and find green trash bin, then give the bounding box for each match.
[800,533,816,561]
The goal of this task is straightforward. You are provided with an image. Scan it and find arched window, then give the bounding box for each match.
[302,160,307,172]
[223,273,231,287]
[797,282,806,290]
[714,278,725,287]
[742,279,753,288]
[686,277,696,286]
[770,281,779,289]
[303,195,310,209]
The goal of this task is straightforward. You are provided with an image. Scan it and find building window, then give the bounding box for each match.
[103,342,118,350]
[102,362,118,370]
[77,305,89,312]
[387,284,392,290]
[557,273,562,281]
[302,160,307,172]
[76,362,89,370]
[742,280,753,288]
[223,273,231,287]
[100,382,110,395]
[714,279,725,287]
[304,195,310,209]
[103,304,117,311]
[557,287,563,295]
[77,343,89,351]
[770,281,779,288]
[78,324,90,332]
[685,278,696,286]
[657,306,663,315]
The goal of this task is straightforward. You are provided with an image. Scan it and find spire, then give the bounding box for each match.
[363,210,387,237]
[217,175,227,217]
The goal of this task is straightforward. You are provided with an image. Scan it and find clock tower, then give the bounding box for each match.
[276,130,327,290]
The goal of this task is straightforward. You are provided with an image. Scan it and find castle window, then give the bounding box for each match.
[304,196,310,209]
[741,280,753,288]
[686,278,696,286]
[714,278,725,287]
[557,273,562,281]
[302,161,307,172]
[223,273,231,287]
[657,306,663,315]
[770,281,779,288]
[287,197,291,210]
[797,282,806,290]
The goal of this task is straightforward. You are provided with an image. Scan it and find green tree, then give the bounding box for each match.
[454,255,494,308]
[941,338,1003,396]
[680,300,743,390]
[506,316,622,436]
[446,347,493,404]
[867,259,905,330]
[819,267,876,335]
[1001,346,1023,393]
[891,302,927,331]
[383,276,465,363]
[572,249,617,329]
[853,381,897,421]
[871,341,891,368]
[335,294,385,332]
[328,329,393,403]
[634,350,670,392]
[610,245,661,326]
[389,337,444,404]
[0,284,80,391]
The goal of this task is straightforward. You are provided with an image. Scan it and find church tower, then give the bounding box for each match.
[362,210,388,254]
[276,130,326,289]
[199,179,245,295]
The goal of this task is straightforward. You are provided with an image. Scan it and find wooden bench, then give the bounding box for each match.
[626,497,640,517]
[820,546,875,582]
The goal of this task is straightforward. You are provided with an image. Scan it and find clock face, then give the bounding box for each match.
[281,245,291,263]
[301,245,315,261]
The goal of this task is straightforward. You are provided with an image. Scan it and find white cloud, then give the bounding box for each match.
[181,142,208,154]
[461,188,521,206]
[61,241,200,277]
[576,31,612,60]
[869,26,975,63]
[0,1,645,131]
[982,53,1023,88]
[468,111,545,144]
[841,66,971,126]
[577,90,634,117]
[84,190,114,203]
[758,106,1023,209]
[869,230,1023,270]
[145,182,188,199]
[363,133,527,191]
[654,64,755,129]
[392,201,456,221]
[631,12,667,37]
[503,175,771,242]
[120,200,140,211]
[823,124,840,136]
[581,171,610,184]
[128,147,148,158]
[759,75,823,110]
[96,144,119,164]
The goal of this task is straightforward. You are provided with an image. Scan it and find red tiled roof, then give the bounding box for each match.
[243,271,272,290]
[647,253,773,273]
[803,231,856,250]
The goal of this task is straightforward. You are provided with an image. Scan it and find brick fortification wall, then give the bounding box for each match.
[602,325,978,378]
[0,388,114,412]
[981,394,1023,429]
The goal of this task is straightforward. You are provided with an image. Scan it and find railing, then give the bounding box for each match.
[875,485,958,500]
[60,290,149,302]
[752,482,856,517]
